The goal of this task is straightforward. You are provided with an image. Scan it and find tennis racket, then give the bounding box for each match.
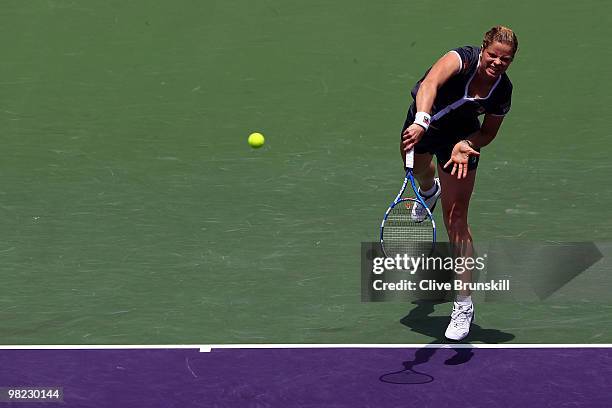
[380,150,436,258]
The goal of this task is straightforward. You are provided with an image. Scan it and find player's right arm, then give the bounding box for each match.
[402,52,462,152]
[415,52,462,114]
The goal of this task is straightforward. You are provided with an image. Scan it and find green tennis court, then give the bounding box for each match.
[1,0,611,345]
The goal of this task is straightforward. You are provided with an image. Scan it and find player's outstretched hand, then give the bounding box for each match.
[443,141,480,179]
[401,124,425,152]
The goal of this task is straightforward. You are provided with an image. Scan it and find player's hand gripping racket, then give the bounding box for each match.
[380,150,436,258]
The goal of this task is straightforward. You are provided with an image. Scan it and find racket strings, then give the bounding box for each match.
[383,202,434,257]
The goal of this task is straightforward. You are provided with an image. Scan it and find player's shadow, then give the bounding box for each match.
[380,300,515,384]
[399,299,515,344]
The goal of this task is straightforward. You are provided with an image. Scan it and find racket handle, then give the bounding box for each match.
[405,150,414,170]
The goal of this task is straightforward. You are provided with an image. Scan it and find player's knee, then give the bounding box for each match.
[413,167,428,178]
[444,207,469,238]
[444,205,467,224]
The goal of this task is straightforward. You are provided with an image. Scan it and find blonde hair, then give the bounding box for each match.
[482,26,518,56]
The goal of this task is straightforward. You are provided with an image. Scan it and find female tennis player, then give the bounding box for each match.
[401,26,518,341]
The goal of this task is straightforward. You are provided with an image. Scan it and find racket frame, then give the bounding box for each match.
[379,150,437,257]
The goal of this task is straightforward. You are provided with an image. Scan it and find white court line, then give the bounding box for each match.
[0,345,199,350]
[0,344,611,353]
[197,343,612,352]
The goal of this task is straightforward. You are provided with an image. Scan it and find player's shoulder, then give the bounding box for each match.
[498,72,513,94]
[449,45,480,74]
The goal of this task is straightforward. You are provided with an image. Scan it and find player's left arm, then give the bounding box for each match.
[445,115,507,178]
[465,114,505,148]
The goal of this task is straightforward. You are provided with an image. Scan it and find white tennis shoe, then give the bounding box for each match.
[444,301,474,341]
[411,177,441,222]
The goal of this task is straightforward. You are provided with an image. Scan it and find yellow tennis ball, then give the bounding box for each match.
[248,132,265,148]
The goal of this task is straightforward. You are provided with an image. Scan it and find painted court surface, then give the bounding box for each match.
[1,347,611,407]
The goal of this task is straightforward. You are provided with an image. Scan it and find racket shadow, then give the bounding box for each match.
[379,365,434,385]
[379,342,474,385]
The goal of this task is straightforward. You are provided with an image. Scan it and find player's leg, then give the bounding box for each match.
[435,139,480,258]
[437,163,476,245]
[409,152,441,221]
[437,162,477,341]
[413,153,436,191]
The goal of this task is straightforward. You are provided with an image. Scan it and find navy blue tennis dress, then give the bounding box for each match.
[402,45,513,171]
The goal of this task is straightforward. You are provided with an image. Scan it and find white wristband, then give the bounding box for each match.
[414,111,431,131]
